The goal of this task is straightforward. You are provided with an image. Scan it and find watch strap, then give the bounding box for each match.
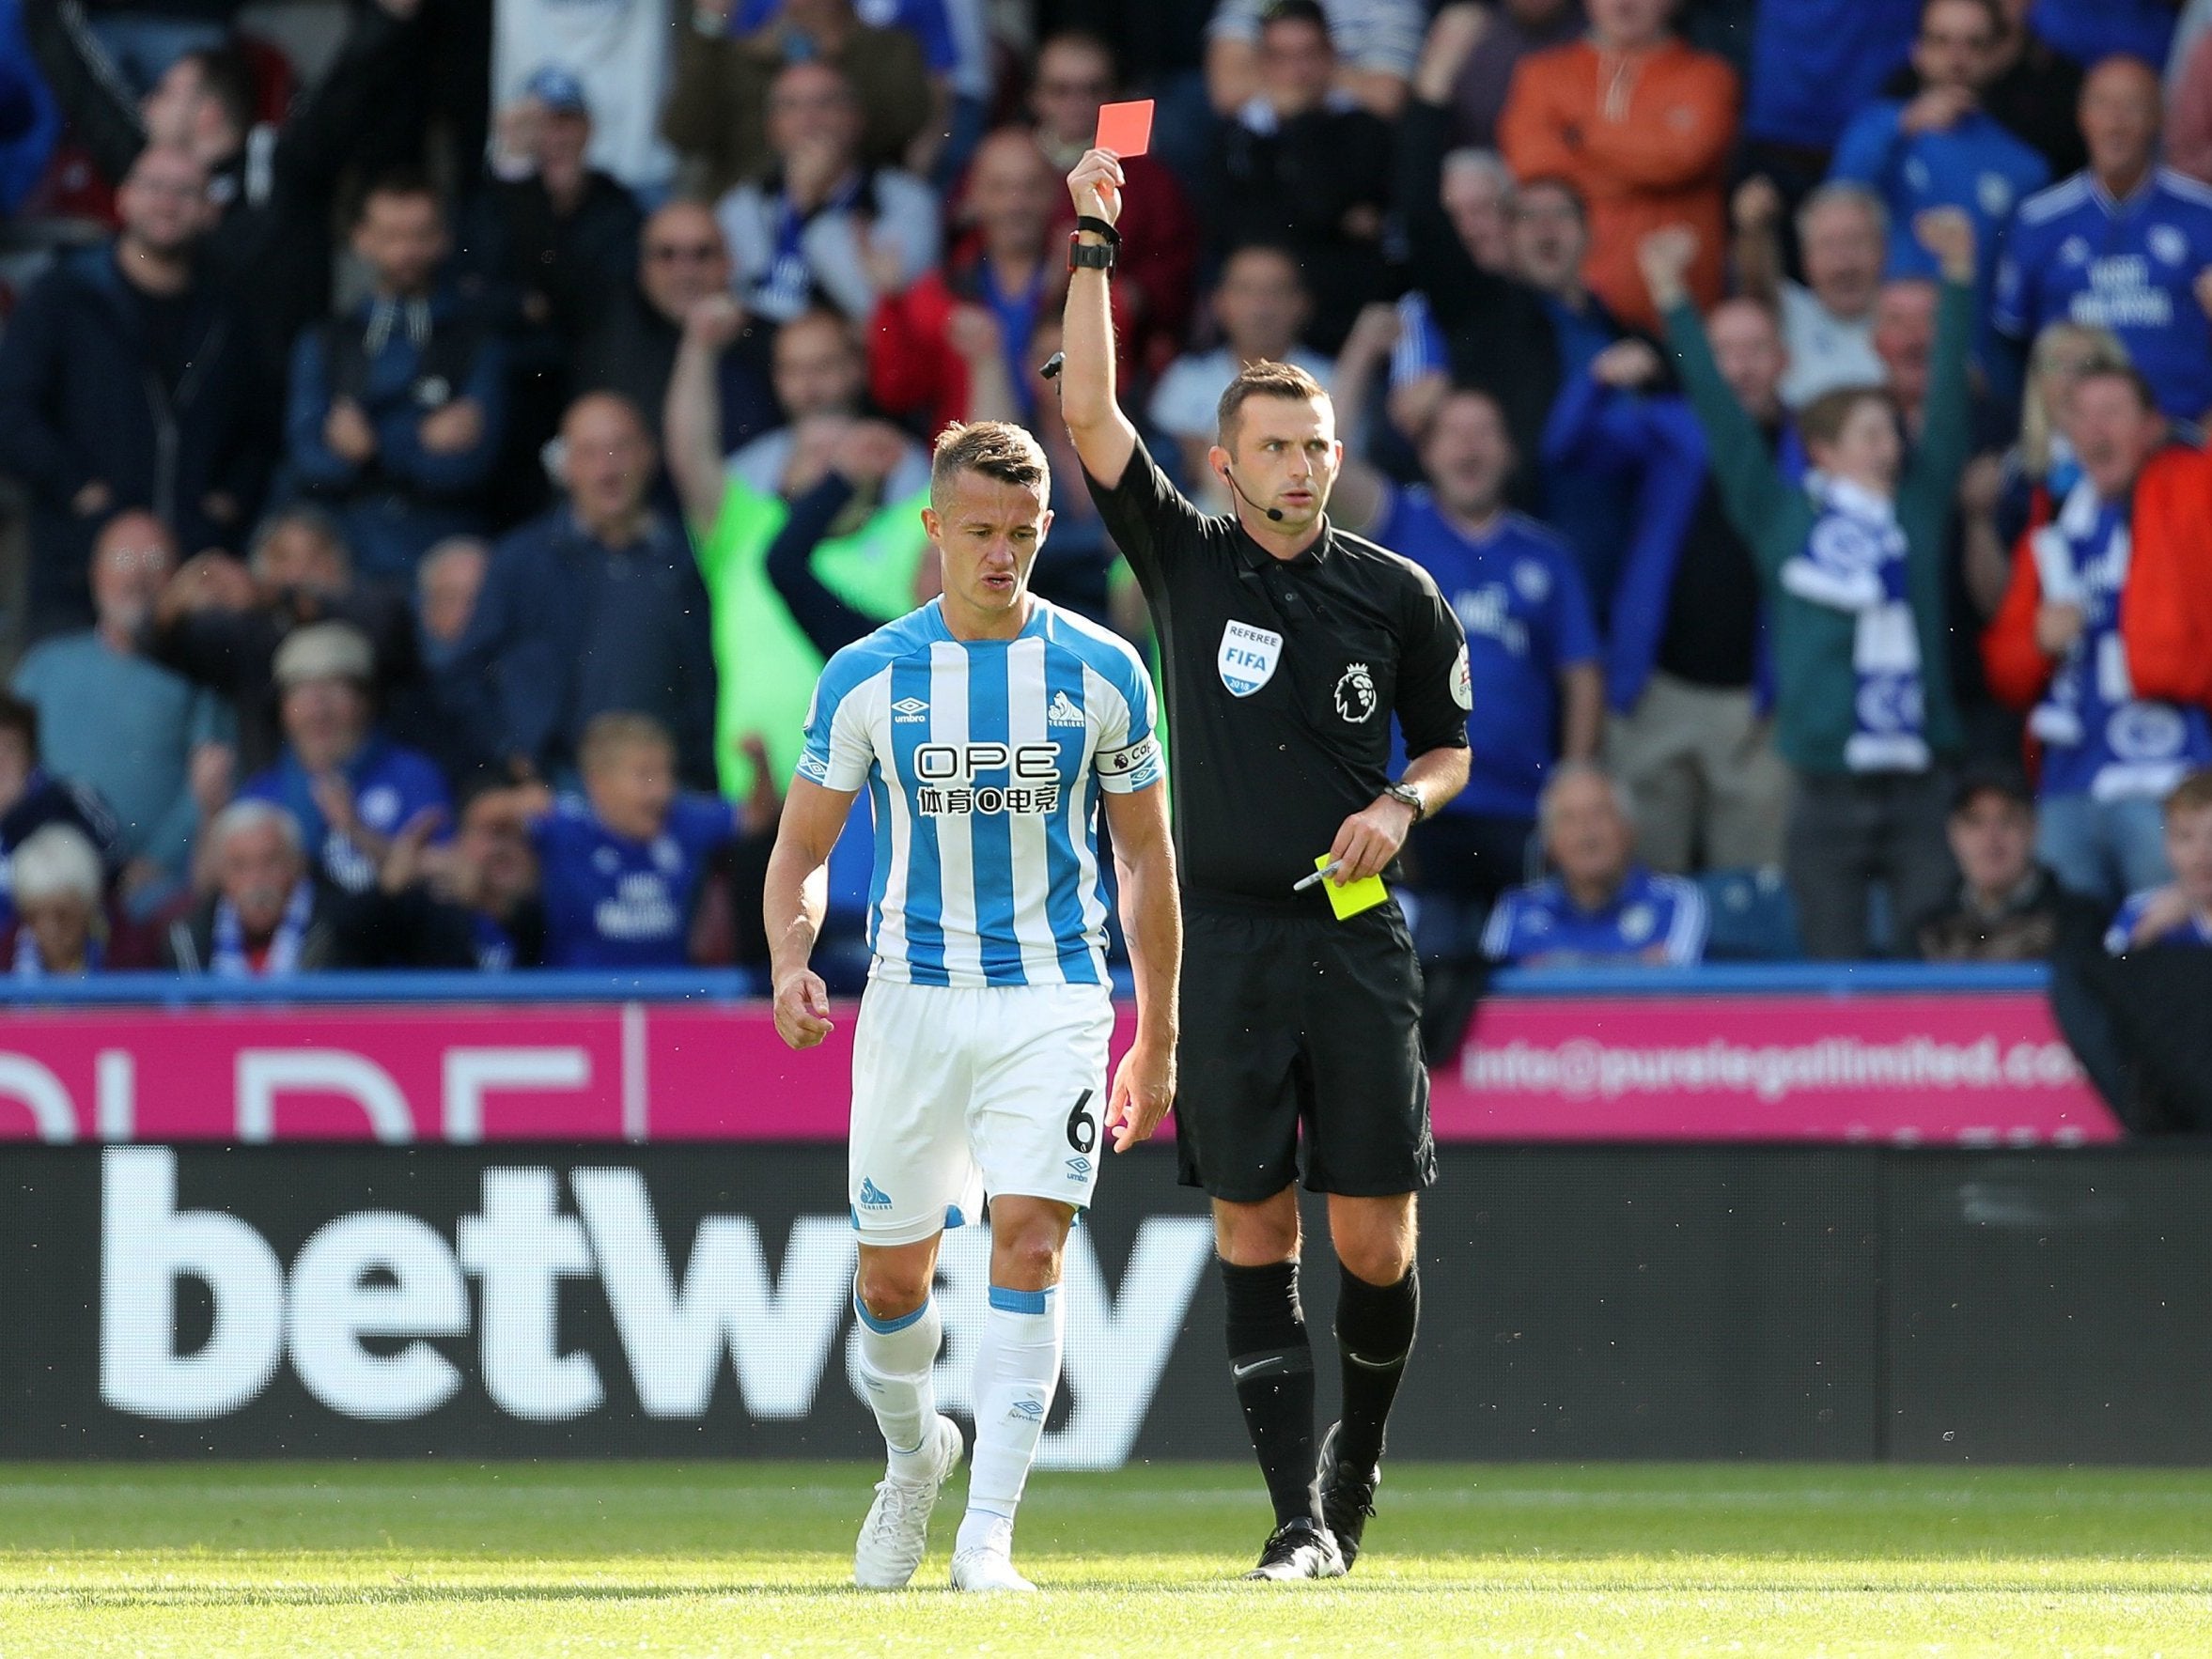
[1067,234,1116,273]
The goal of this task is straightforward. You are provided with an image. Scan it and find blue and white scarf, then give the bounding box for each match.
[1782,474,1926,772]
[13,928,101,979]
[210,880,316,978]
[2029,480,2212,801]
[756,173,863,318]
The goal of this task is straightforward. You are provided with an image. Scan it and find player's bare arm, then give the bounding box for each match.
[1059,147,1140,490]
[1101,780,1181,1152]
[1329,745,1472,886]
[762,775,858,1049]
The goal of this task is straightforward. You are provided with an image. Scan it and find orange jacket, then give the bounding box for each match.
[1499,37,1737,333]
[1983,446,2212,715]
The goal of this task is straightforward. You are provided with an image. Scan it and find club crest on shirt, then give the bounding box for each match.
[357,784,402,830]
[1334,662,1378,723]
[1218,619,1283,696]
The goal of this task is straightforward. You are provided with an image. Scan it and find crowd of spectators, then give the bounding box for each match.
[0,0,2209,1001]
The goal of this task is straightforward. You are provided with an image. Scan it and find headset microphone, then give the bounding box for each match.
[1220,467,1285,522]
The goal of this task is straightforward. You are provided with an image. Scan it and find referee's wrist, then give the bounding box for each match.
[1381,782,1425,824]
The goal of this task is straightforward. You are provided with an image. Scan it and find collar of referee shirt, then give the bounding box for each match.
[1231,516,1336,571]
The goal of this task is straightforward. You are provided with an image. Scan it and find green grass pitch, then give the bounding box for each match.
[3,1461,2211,1655]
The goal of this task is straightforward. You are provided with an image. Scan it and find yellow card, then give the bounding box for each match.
[1316,856,1388,921]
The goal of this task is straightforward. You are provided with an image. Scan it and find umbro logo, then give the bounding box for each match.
[1066,1155,1092,1179]
[858,1178,894,1210]
[1007,1398,1045,1423]
[892,697,929,723]
[1047,690,1084,726]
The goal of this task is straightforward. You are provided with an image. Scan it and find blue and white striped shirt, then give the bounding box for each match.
[798,597,1163,988]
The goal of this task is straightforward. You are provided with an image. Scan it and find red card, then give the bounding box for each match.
[1094,99,1154,158]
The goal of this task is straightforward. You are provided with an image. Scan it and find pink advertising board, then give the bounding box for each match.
[1441,993,2119,1143]
[0,990,2120,1145]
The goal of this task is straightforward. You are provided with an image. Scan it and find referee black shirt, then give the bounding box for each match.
[1086,438,1472,910]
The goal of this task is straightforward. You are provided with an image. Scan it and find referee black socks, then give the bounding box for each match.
[1220,1257,1322,1528]
[1332,1262,1421,1478]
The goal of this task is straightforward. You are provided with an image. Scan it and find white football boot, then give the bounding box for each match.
[852,1414,963,1589]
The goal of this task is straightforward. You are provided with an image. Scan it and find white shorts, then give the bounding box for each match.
[848,979,1114,1247]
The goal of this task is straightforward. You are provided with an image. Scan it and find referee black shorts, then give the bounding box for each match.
[1174,898,1437,1202]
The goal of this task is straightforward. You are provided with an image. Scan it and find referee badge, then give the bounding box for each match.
[1218,620,1283,697]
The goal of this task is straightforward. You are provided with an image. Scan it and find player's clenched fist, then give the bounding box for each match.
[772,969,835,1049]
[1107,1034,1176,1153]
[1067,147,1126,227]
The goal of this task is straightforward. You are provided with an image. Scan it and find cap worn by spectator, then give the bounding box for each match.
[525,66,592,117]
[273,622,376,690]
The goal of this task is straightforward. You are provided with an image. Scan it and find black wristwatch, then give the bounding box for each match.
[1384,782,1425,822]
[1067,233,1115,274]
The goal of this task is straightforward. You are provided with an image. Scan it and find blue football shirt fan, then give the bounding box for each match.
[1375,491,1599,826]
[1830,102,2048,281]
[531,792,737,969]
[2105,890,2212,954]
[1995,168,2212,421]
[1481,766,1707,968]
[518,707,739,969]
[236,622,450,896]
[1483,865,1709,967]
[2102,771,2212,953]
[1830,81,2048,374]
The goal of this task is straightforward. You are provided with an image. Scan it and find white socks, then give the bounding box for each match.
[853,1283,942,1478]
[957,1283,1065,1556]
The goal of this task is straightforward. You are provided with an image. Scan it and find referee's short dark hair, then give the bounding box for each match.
[1216,360,1331,449]
[931,420,1051,509]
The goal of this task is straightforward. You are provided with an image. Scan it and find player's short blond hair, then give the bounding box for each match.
[930,421,1049,512]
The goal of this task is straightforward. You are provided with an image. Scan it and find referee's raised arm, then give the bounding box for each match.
[1059,149,1139,489]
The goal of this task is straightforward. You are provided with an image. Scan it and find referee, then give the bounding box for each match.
[1058,148,1472,1580]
